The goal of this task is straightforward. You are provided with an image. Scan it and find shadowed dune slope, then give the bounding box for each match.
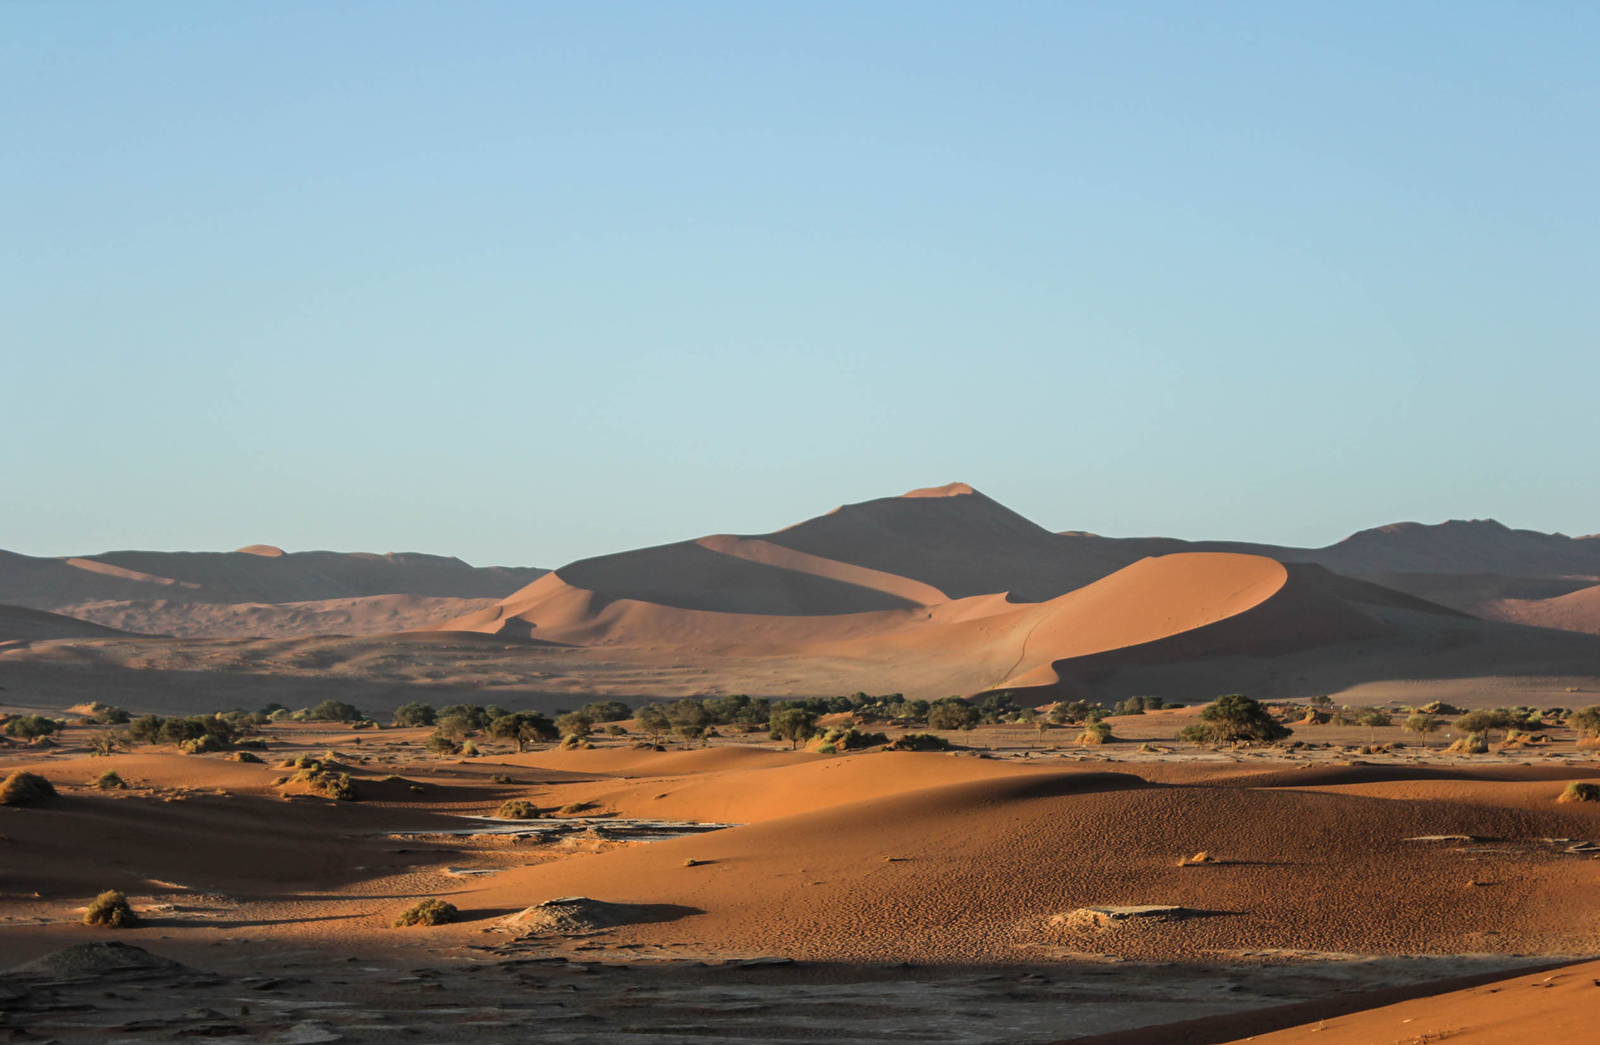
[1062,519,1600,580]
[0,603,130,643]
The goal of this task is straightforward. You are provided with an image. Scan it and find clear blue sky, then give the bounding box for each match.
[4,1,1596,567]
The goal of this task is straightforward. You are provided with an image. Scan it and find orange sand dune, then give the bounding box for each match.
[445,552,1386,697]
[1208,959,1600,1045]
[453,758,1600,963]
[495,748,1076,823]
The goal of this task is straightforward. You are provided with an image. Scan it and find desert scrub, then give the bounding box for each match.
[1559,782,1600,803]
[83,890,139,928]
[490,774,517,784]
[291,768,359,801]
[0,770,56,806]
[1076,722,1114,745]
[557,802,592,815]
[180,734,226,755]
[89,769,126,790]
[495,799,541,819]
[1447,733,1489,754]
[884,733,951,752]
[394,898,457,927]
[229,751,264,763]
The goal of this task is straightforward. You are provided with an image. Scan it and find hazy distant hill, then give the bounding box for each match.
[0,545,546,639]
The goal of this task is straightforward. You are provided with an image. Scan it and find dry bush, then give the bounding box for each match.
[290,768,359,801]
[0,770,56,806]
[1076,722,1114,745]
[495,799,541,819]
[557,802,592,815]
[89,770,126,790]
[884,733,951,752]
[1447,734,1489,754]
[229,751,265,763]
[1558,782,1600,803]
[393,898,457,927]
[180,734,225,755]
[83,890,138,928]
[1178,851,1219,867]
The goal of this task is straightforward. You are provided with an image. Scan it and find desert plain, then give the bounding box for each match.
[4,484,1600,1044]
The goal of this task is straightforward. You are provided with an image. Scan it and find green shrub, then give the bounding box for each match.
[83,890,138,928]
[89,769,126,790]
[3,715,61,739]
[78,702,131,725]
[557,801,592,815]
[180,734,226,754]
[1559,782,1600,803]
[495,799,541,819]
[392,702,437,727]
[393,898,457,927]
[0,770,56,806]
[308,700,365,723]
[816,743,838,755]
[927,700,980,731]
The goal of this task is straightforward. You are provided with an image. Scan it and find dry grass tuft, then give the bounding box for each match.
[1558,782,1600,803]
[83,890,138,928]
[393,898,457,927]
[0,770,56,806]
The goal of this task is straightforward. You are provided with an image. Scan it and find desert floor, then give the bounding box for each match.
[2,711,1599,1042]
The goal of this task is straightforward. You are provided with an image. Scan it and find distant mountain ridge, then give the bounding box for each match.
[0,547,547,639]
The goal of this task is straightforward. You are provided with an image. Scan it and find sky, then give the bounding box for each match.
[3,1,1597,568]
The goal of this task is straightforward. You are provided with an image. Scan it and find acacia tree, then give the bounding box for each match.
[1403,713,1439,748]
[1360,710,1393,744]
[488,712,557,753]
[1178,694,1291,745]
[636,704,671,743]
[768,706,818,750]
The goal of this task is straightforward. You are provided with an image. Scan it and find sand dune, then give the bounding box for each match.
[1479,582,1600,636]
[47,593,502,640]
[444,551,1393,697]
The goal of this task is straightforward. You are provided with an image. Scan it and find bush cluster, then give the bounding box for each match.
[3,715,62,739]
[1177,695,1292,746]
